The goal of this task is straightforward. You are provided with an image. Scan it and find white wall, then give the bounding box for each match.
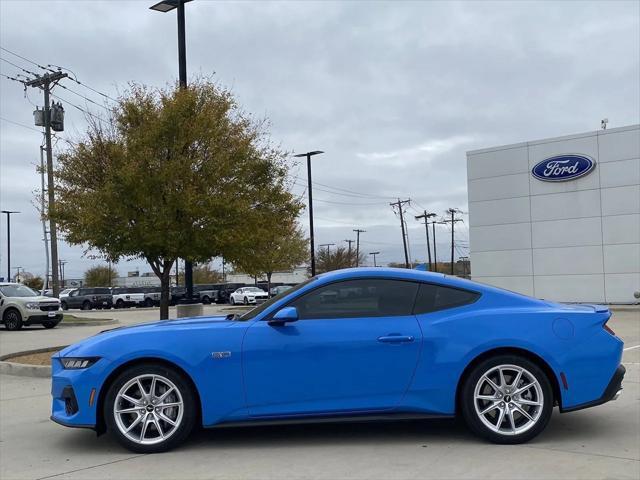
[467,125,640,303]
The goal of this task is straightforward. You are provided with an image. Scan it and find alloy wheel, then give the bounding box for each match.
[113,374,184,446]
[473,364,544,436]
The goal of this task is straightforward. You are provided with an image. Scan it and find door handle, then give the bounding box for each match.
[377,335,414,344]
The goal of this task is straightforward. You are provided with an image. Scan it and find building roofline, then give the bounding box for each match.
[467,123,640,156]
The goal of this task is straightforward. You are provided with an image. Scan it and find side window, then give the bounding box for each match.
[290,279,419,320]
[413,283,480,314]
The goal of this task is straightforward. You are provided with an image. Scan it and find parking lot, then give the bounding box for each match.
[0,307,638,480]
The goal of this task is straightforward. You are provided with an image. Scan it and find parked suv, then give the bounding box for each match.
[194,284,220,304]
[61,287,113,310]
[111,287,146,309]
[0,282,62,330]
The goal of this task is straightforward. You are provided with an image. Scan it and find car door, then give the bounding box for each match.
[242,278,423,417]
[67,289,80,308]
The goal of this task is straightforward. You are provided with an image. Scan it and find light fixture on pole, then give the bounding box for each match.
[293,150,324,276]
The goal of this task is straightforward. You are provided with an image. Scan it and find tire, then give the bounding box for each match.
[230,297,236,305]
[3,309,23,331]
[243,297,249,305]
[82,300,92,311]
[115,299,124,309]
[104,363,197,453]
[460,355,553,444]
[61,301,68,311]
[201,296,210,305]
[144,298,154,308]
[43,321,59,329]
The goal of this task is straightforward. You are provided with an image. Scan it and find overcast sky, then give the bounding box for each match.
[1,0,639,280]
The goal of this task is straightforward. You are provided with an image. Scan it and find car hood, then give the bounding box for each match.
[7,295,58,303]
[58,315,242,357]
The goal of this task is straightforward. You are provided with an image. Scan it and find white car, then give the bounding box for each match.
[229,287,268,305]
[111,287,146,309]
[0,282,62,331]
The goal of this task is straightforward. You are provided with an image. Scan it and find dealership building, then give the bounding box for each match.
[467,124,640,303]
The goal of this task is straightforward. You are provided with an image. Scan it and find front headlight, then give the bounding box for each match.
[60,357,100,369]
[25,302,40,309]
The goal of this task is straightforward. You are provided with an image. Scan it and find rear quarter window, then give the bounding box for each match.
[413,283,480,314]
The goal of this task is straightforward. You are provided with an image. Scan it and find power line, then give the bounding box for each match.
[0,116,42,132]
[57,83,112,111]
[0,46,56,73]
[0,56,39,77]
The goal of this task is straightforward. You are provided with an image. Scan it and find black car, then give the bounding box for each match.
[61,287,113,310]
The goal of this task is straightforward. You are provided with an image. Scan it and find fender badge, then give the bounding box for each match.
[212,351,231,359]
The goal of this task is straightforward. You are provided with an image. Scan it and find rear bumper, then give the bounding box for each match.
[561,364,626,413]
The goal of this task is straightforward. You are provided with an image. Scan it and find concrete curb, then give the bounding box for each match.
[61,317,118,326]
[0,345,67,378]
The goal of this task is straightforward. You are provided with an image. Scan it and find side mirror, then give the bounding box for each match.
[268,306,299,326]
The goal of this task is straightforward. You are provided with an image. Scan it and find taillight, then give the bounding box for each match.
[603,323,616,336]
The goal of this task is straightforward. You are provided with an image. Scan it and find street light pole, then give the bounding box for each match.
[369,251,380,267]
[293,150,324,276]
[1,211,19,282]
[150,0,194,300]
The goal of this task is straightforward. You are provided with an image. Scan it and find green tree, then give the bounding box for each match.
[232,224,308,293]
[84,265,117,287]
[314,245,365,274]
[53,80,302,319]
[22,273,44,291]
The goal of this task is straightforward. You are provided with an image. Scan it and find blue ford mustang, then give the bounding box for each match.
[51,268,625,452]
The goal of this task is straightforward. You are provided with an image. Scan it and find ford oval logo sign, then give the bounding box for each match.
[532,154,595,182]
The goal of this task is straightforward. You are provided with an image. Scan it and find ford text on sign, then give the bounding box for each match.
[531,154,595,182]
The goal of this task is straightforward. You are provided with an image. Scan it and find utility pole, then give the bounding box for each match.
[13,266,23,282]
[344,239,354,265]
[25,71,67,297]
[369,251,380,267]
[415,211,436,271]
[39,146,50,290]
[390,199,411,268]
[1,210,19,281]
[58,259,67,288]
[442,208,463,275]
[431,221,439,273]
[353,229,365,267]
[319,243,335,256]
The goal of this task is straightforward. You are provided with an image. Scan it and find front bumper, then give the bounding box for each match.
[50,355,107,430]
[561,364,626,413]
[25,312,63,324]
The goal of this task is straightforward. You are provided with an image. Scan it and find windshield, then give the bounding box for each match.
[246,287,264,293]
[239,277,317,321]
[0,285,39,297]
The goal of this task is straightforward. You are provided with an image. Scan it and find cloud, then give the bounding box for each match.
[1,0,638,276]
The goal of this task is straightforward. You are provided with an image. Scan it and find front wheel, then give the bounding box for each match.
[144,298,154,308]
[104,364,197,453]
[243,297,249,305]
[460,355,553,444]
[3,309,23,331]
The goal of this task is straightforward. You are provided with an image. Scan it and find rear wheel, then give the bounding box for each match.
[104,363,197,453]
[144,298,154,308]
[3,309,23,331]
[460,355,553,444]
[201,296,210,305]
[230,297,236,305]
[82,300,92,311]
[116,299,125,309]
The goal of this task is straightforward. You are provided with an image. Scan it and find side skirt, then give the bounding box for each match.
[206,412,454,429]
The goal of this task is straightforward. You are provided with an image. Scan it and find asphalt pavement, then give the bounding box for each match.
[0,307,638,480]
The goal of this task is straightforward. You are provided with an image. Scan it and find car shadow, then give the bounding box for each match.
[55,411,618,454]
